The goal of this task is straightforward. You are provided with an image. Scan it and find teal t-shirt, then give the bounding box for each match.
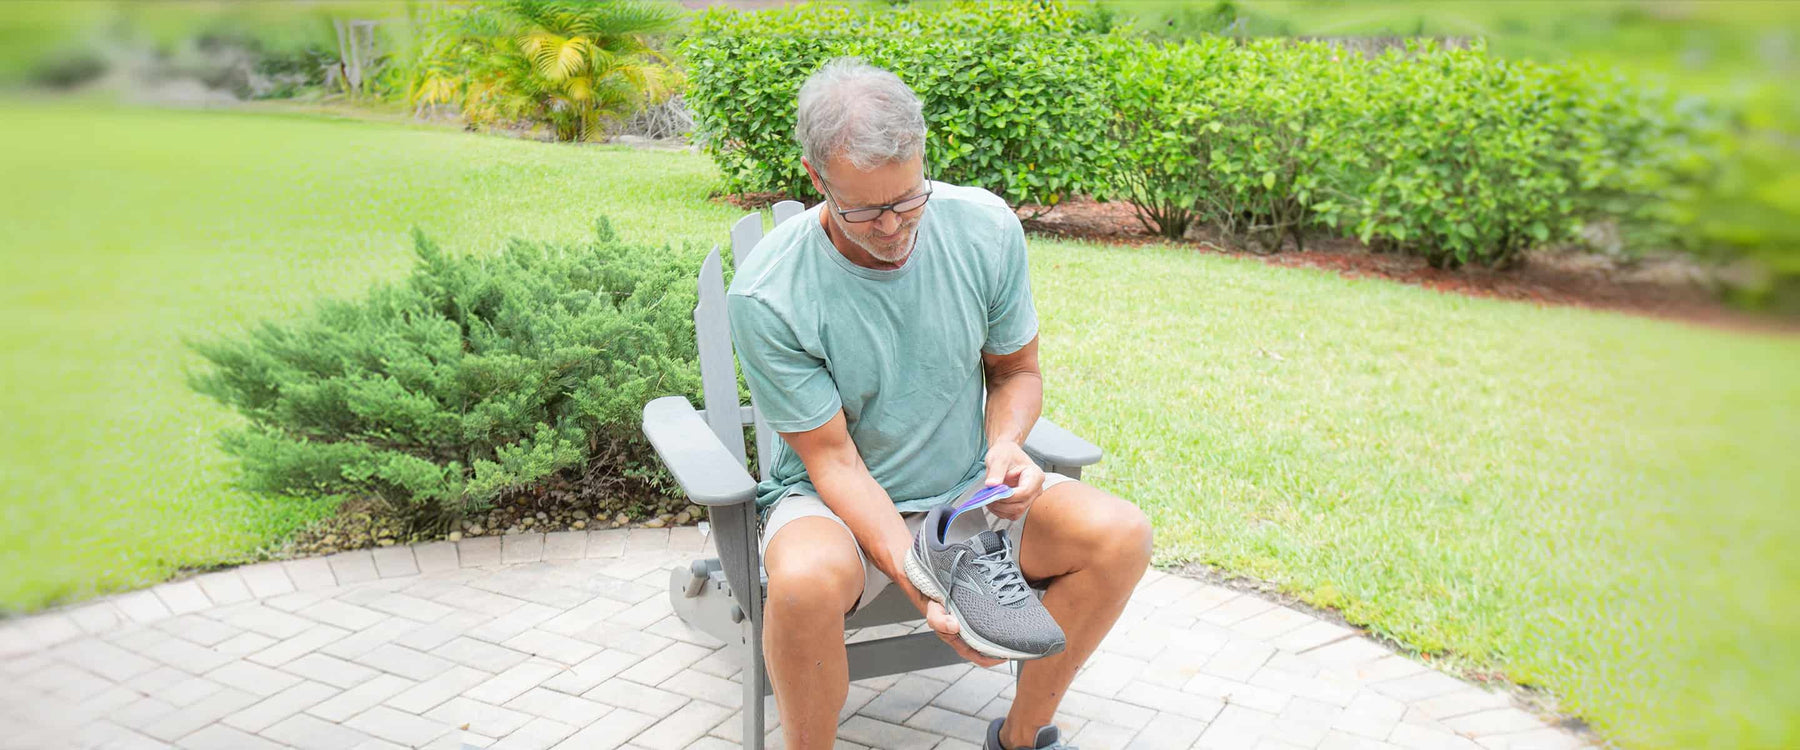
[725,181,1040,517]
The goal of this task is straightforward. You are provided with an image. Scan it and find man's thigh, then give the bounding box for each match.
[936,471,1077,585]
[1008,473,1147,584]
[759,491,881,616]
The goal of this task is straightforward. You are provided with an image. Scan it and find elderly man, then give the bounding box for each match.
[726,58,1154,750]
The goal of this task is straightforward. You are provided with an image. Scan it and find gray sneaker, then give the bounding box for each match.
[904,502,1066,660]
[983,718,1077,750]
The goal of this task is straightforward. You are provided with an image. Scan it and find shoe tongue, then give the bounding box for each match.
[1031,725,1060,748]
[970,529,1006,556]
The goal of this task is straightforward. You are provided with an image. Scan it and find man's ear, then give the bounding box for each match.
[802,158,825,199]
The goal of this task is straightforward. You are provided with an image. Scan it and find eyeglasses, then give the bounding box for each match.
[823,179,933,224]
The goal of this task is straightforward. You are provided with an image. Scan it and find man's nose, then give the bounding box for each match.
[875,212,901,235]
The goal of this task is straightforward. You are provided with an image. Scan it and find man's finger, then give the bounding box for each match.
[983,456,1004,485]
[994,495,1030,513]
[1020,469,1044,499]
[926,603,1000,666]
[938,630,1002,668]
[964,648,1004,668]
[927,603,959,635]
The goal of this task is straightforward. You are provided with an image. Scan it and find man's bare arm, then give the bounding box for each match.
[779,410,922,601]
[976,335,1046,519]
[981,334,1043,448]
[780,410,1006,666]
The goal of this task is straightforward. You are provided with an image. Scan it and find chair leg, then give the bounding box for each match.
[743,634,767,748]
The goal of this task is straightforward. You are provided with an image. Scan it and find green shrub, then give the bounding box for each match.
[682,2,1114,206]
[1539,66,1719,251]
[25,48,107,90]
[251,43,335,99]
[1325,41,1710,268]
[1105,37,1363,246]
[186,218,704,528]
[1104,37,1232,239]
[1107,38,1699,269]
[1337,42,1570,267]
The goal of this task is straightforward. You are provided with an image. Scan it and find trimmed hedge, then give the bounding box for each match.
[1346,41,1704,268]
[1107,37,1363,248]
[686,2,1708,269]
[186,219,704,527]
[682,2,1113,206]
[1107,37,1707,267]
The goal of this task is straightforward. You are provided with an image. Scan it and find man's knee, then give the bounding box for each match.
[1071,492,1154,568]
[1112,503,1154,565]
[764,517,864,617]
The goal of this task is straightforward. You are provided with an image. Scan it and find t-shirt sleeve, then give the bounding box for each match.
[982,213,1040,356]
[727,295,842,433]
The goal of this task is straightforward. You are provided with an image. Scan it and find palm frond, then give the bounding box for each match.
[424,0,680,142]
[568,1,680,39]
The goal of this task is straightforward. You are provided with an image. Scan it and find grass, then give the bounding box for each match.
[1031,240,1800,748]
[1,102,1796,747]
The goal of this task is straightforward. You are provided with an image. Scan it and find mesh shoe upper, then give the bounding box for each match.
[914,503,1066,657]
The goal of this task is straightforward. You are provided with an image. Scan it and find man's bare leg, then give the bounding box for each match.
[1000,482,1154,749]
[762,517,867,750]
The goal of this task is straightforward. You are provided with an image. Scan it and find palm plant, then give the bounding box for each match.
[412,0,681,142]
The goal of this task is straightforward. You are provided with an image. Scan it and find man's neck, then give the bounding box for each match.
[820,208,910,271]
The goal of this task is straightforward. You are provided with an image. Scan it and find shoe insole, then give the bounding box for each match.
[944,483,1014,532]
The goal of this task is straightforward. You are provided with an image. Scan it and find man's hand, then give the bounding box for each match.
[981,440,1044,520]
[886,543,1005,668]
[923,599,1005,668]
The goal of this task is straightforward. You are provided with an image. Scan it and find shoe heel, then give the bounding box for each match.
[904,553,946,604]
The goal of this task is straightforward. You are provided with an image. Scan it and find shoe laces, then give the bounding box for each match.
[964,544,1031,607]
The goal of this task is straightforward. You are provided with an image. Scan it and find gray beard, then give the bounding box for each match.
[847,224,917,265]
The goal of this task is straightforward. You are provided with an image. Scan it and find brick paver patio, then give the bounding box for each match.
[0,527,1590,749]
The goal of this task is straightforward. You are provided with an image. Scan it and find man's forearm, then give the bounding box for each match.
[985,369,1043,448]
[810,462,917,587]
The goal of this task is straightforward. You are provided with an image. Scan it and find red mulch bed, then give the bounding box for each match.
[713,190,806,211]
[1018,196,1797,335]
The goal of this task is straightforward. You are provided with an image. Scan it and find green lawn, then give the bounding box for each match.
[1,102,1796,748]
[1033,242,1800,748]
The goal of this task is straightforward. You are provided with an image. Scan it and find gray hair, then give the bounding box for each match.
[794,58,926,178]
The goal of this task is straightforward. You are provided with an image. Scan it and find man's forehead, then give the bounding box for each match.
[824,156,924,202]
[833,173,927,205]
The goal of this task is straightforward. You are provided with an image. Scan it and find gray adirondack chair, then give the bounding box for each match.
[640,200,1104,748]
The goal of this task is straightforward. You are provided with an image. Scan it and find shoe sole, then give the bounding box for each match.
[904,549,1044,661]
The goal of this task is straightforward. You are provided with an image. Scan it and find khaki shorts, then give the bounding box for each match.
[757,472,1075,617]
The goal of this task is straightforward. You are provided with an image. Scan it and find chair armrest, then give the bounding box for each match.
[642,396,758,507]
[1023,416,1103,468]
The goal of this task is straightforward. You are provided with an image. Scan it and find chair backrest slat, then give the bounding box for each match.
[694,245,746,465]
[749,201,807,481]
[697,202,815,482]
[772,199,804,227]
[729,213,763,271]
